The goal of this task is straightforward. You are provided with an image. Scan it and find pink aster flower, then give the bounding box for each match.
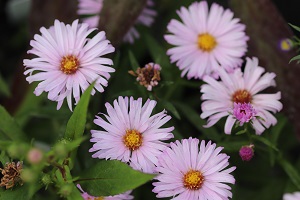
[89,96,174,173]
[23,19,115,111]
[165,1,248,79]
[77,0,156,43]
[123,0,157,43]
[233,102,256,125]
[77,184,133,200]
[152,138,236,200]
[77,0,103,28]
[283,192,300,200]
[200,57,283,135]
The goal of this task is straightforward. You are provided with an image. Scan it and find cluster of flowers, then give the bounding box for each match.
[22,0,286,199]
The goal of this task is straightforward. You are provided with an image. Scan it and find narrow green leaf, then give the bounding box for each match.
[14,83,44,127]
[78,160,155,196]
[218,141,249,152]
[160,100,181,120]
[64,83,94,169]
[173,102,221,141]
[128,50,140,71]
[0,105,27,142]
[289,54,300,63]
[251,135,279,151]
[270,114,287,144]
[64,83,94,140]
[278,157,300,189]
[0,74,10,97]
[289,23,300,33]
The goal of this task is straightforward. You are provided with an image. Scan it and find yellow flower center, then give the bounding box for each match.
[123,129,143,151]
[197,33,217,52]
[232,89,252,103]
[60,55,79,74]
[183,170,204,190]
[87,197,103,200]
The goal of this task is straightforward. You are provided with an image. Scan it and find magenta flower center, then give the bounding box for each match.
[197,33,217,52]
[233,102,256,123]
[183,170,204,190]
[60,55,79,74]
[123,129,143,151]
[232,89,252,103]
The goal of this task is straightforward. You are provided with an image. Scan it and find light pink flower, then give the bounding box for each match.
[77,0,103,28]
[23,19,115,111]
[152,138,236,200]
[77,184,133,200]
[165,1,248,79]
[89,96,174,173]
[233,102,256,125]
[200,57,283,135]
[283,192,300,200]
[123,0,157,43]
[77,0,156,43]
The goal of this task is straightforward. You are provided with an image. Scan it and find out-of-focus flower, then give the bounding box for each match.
[165,1,248,80]
[123,0,157,43]
[23,19,115,111]
[89,96,174,173]
[278,38,294,52]
[283,192,300,200]
[128,62,161,91]
[77,0,156,43]
[152,138,236,199]
[27,148,43,164]
[77,0,103,28]
[0,161,23,189]
[77,184,134,200]
[233,102,256,125]
[239,144,254,161]
[201,57,283,135]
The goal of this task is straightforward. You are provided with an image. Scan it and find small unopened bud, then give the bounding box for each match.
[7,143,28,158]
[59,184,73,197]
[239,144,254,161]
[53,143,68,159]
[27,148,43,164]
[20,168,37,183]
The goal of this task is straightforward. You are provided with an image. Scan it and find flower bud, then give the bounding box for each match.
[27,148,43,164]
[20,168,37,183]
[59,184,73,198]
[239,144,254,161]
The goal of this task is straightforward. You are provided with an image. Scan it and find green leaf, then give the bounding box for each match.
[0,105,27,142]
[289,54,300,63]
[251,135,279,151]
[0,151,9,165]
[0,74,10,97]
[289,23,300,33]
[128,50,140,71]
[64,82,94,169]
[160,100,180,120]
[0,184,41,200]
[64,83,94,140]
[78,160,155,196]
[173,102,221,141]
[278,157,300,189]
[143,33,173,80]
[14,83,45,127]
[218,141,249,152]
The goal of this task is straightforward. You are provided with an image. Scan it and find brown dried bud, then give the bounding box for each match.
[129,62,161,91]
[0,161,23,189]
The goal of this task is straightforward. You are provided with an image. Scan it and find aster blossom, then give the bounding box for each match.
[165,1,248,79]
[200,57,283,135]
[89,96,174,173]
[23,19,115,111]
[77,184,133,200]
[77,0,103,28]
[232,102,256,125]
[283,192,300,200]
[152,138,236,200]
